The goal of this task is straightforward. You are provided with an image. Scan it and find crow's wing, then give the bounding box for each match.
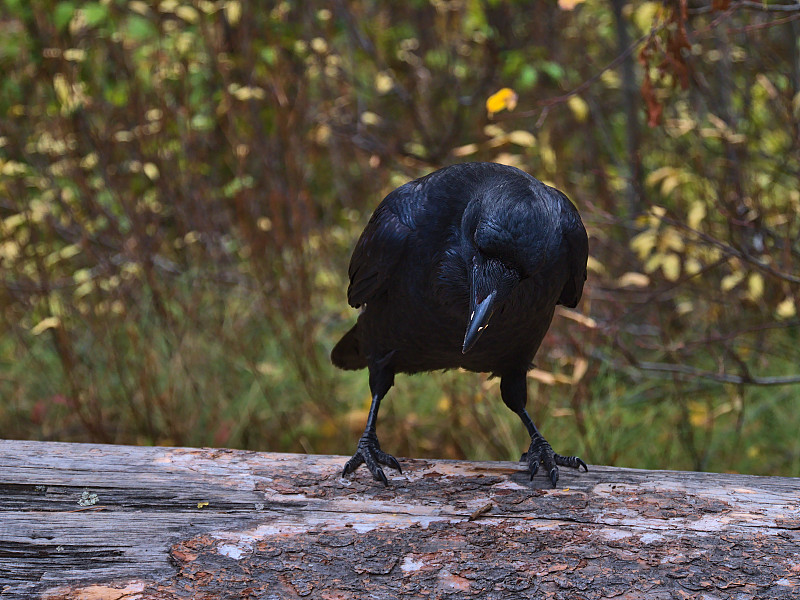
[557,197,589,308]
[347,185,423,308]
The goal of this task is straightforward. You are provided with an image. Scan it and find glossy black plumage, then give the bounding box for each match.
[332,162,589,486]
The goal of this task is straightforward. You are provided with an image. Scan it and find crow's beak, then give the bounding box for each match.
[462,289,497,354]
[462,256,520,354]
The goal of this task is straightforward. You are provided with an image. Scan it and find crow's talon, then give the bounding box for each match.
[549,467,559,488]
[524,434,586,487]
[555,453,588,472]
[342,431,401,485]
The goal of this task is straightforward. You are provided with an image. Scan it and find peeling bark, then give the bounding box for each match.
[1,440,798,599]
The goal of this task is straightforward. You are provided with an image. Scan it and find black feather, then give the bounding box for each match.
[333,162,590,485]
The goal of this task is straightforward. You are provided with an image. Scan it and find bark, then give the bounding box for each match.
[1,440,798,599]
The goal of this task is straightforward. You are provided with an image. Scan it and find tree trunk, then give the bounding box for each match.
[1,440,798,599]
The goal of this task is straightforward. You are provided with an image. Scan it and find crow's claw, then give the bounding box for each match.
[342,431,401,486]
[523,434,587,487]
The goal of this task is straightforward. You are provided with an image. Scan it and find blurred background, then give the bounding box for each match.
[1,0,798,476]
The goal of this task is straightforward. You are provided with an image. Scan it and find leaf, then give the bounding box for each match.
[721,271,744,292]
[660,174,681,196]
[776,297,796,319]
[125,15,157,41]
[31,316,61,335]
[452,143,478,157]
[633,2,661,33]
[586,255,605,274]
[630,230,656,259]
[506,130,536,147]
[660,228,684,253]
[54,2,75,31]
[684,257,702,276]
[82,3,109,27]
[558,0,585,10]
[567,95,589,122]
[541,62,565,82]
[640,72,663,127]
[175,5,199,23]
[485,88,518,117]
[687,201,706,229]
[143,163,159,180]
[224,0,242,26]
[747,273,764,301]
[661,253,681,281]
[617,272,650,288]
[645,166,677,188]
[374,71,393,94]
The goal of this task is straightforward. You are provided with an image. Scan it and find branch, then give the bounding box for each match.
[661,215,800,285]
[690,1,800,15]
[631,360,800,386]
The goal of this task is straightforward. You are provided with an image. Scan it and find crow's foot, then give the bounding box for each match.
[521,433,587,487]
[342,431,401,486]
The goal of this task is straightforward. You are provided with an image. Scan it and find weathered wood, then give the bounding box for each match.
[1,440,798,599]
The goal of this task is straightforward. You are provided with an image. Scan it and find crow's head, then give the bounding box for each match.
[460,178,559,353]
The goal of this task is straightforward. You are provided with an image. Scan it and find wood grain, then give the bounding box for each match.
[1,440,798,599]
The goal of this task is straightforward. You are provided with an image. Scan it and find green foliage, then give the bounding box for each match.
[0,0,798,476]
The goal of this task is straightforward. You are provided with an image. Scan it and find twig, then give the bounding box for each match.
[468,502,494,521]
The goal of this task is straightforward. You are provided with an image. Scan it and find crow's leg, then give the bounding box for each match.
[500,372,588,487]
[342,358,401,485]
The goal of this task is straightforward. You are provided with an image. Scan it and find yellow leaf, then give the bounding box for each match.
[660,229,685,253]
[688,401,708,428]
[776,297,796,319]
[644,253,662,273]
[586,255,605,274]
[310,37,328,54]
[197,501,209,508]
[633,2,661,33]
[507,130,536,147]
[747,273,764,300]
[0,241,20,261]
[493,152,523,168]
[661,174,681,197]
[31,316,61,335]
[630,230,656,259]
[143,162,159,180]
[617,272,650,288]
[452,143,478,157]
[486,88,518,117]
[684,257,702,276]
[721,271,745,292]
[567,95,589,122]
[687,201,706,230]
[224,0,241,26]
[175,5,198,22]
[360,111,381,126]
[645,166,676,188]
[375,71,394,94]
[661,253,681,281]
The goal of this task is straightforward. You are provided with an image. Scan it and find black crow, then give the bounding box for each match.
[332,162,589,486]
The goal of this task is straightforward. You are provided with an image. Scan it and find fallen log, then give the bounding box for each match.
[1,439,798,599]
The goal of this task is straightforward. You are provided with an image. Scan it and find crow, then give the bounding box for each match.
[331,162,589,486]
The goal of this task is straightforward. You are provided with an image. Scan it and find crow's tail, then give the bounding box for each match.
[331,324,367,370]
